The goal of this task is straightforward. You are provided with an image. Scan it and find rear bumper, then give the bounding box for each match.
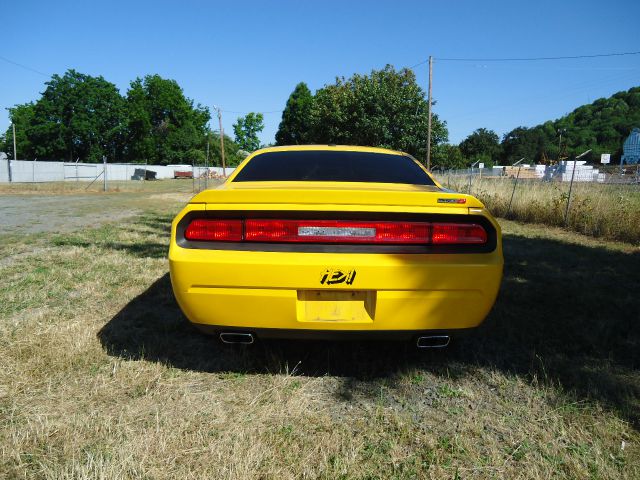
[169,246,503,333]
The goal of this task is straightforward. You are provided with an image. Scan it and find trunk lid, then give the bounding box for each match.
[190,181,484,210]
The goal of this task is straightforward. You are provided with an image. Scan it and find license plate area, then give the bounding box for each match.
[297,290,376,323]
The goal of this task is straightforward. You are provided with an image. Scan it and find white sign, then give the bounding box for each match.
[478,163,485,169]
[600,153,611,164]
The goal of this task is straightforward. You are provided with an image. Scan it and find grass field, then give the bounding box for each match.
[441,175,640,245]
[1,180,639,479]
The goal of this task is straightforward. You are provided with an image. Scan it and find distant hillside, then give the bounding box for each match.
[500,86,640,164]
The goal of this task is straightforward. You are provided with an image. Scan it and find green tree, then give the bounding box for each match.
[207,130,246,167]
[275,82,314,145]
[7,70,127,161]
[233,112,264,152]
[125,75,210,165]
[499,86,640,164]
[432,144,466,169]
[501,126,548,164]
[1,103,35,159]
[307,65,448,161]
[459,128,501,166]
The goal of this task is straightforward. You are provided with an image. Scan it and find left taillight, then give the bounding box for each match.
[184,219,243,242]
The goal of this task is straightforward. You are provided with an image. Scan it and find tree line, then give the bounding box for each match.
[3,67,638,169]
[1,65,447,167]
[436,86,640,168]
[0,70,258,166]
[275,79,639,169]
[275,65,448,163]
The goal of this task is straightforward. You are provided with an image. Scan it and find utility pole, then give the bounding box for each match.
[214,106,227,177]
[557,128,566,162]
[426,55,433,170]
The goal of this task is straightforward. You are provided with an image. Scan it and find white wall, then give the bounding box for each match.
[0,160,235,183]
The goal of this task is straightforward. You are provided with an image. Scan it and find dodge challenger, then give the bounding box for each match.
[169,145,503,347]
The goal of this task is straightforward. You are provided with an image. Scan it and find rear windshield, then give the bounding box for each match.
[232,150,436,185]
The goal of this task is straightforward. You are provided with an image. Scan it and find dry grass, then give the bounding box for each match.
[0,178,204,195]
[1,185,639,478]
[441,176,640,244]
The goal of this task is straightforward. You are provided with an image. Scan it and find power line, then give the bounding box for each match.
[3,49,639,79]
[221,109,282,115]
[410,50,640,66]
[0,55,49,76]
[445,69,639,123]
[2,48,638,119]
[0,54,285,117]
[439,51,640,61]
[441,65,640,72]
[409,59,429,69]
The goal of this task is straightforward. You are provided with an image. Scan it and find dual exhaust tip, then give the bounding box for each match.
[219,332,450,348]
[416,335,450,348]
[219,332,254,345]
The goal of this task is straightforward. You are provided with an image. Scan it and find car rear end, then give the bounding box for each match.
[169,146,503,345]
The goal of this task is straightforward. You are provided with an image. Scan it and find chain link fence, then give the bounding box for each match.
[0,159,234,186]
[435,162,640,244]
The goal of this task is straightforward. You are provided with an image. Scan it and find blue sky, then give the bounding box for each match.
[1,0,639,146]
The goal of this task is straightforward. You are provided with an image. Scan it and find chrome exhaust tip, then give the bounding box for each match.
[416,335,450,348]
[219,332,254,345]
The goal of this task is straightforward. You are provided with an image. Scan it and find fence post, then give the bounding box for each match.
[468,160,480,194]
[564,149,591,226]
[103,156,107,192]
[506,158,525,218]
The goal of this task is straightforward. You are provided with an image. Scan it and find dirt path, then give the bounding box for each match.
[0,195,139,234]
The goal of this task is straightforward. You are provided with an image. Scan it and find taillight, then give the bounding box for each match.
[432,223,487,244]
[184,219,243,241]
[184,218,487,245]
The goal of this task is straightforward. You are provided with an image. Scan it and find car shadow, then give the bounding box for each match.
[98,231,640,426]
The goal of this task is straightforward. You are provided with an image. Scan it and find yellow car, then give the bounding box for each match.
[169,145,503,347]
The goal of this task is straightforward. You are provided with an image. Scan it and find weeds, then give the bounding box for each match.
[444,176,640,244]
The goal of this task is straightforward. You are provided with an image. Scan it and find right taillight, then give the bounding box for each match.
[431,223,487,244]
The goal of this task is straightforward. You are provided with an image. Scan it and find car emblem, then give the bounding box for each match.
[320,268,356,285]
